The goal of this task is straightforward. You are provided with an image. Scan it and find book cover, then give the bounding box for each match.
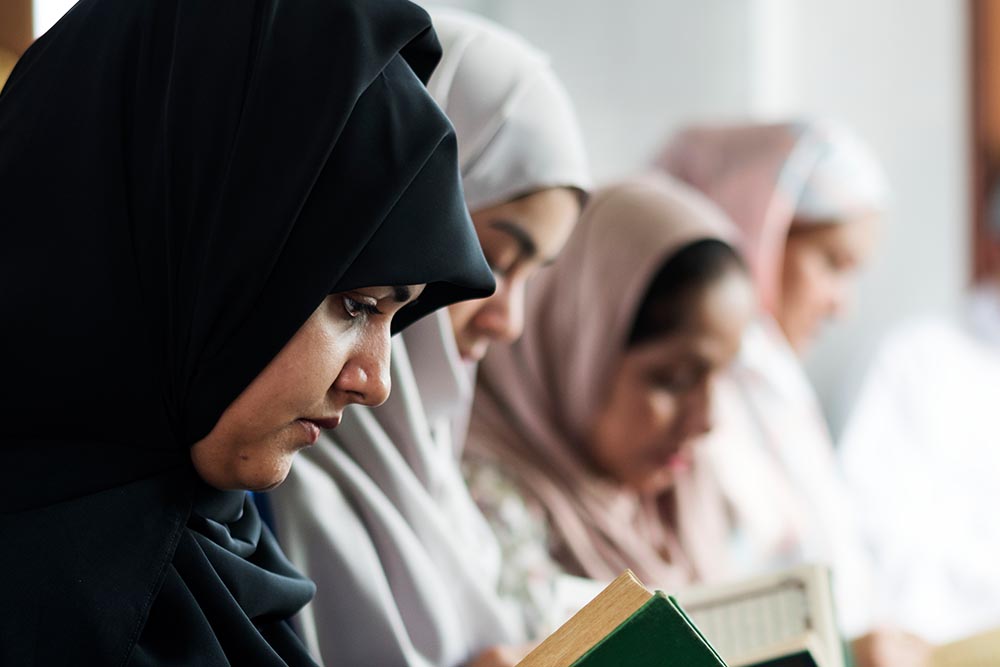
[570,593,728,667]
[516,570,654,667]
[741,651,819,667]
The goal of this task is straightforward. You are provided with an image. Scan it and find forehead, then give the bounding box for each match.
[628,273,755,367]
[789,213,879,253]
[470,188,581,256]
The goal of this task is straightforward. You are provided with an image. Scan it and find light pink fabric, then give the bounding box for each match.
[465,173,736,586]
[656,121,888,312]
[657,121,888,635]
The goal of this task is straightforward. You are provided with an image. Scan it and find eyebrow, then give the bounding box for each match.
[490,220,548,263]
[391,285,414,303]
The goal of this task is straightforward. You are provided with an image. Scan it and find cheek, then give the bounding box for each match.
[635,390,683,445]
[592,387,681,471]
[270,318,352,410]
[447,299,481,339]
[783,252,826,314]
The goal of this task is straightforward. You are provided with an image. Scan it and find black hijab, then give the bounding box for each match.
[0,0,494,664]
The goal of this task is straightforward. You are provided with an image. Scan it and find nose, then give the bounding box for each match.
[679,380,713,441]
[472,276,526,344]
[827,279,850,319]
[332,329,392,407]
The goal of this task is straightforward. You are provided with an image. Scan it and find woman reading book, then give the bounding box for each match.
[0,0,495,664]
[463,173,756,644]
[264,10,590,667]
[658,120,930,667]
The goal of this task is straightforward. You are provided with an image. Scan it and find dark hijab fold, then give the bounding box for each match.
[0,0,493,664]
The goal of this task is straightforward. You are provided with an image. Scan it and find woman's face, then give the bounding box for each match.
[776,214,878,353]
[448,187,581,362]
[588,271,755,494]
[191,285,424,491]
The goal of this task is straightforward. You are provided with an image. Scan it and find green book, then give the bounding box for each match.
[517,571,728,667]
[743,652,819,667]
[571,592,727,666]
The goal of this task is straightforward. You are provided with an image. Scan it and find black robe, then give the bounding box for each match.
[0,0,494,664]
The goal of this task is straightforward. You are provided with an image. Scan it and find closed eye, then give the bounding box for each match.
[342,296,382,318]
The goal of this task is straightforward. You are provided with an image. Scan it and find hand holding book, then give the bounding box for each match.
[850,628,931,667]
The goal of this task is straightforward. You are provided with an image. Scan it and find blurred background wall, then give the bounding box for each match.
[429,0,971,434]
[28,0,972,435]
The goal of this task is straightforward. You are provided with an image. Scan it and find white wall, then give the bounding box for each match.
[481,0,761,180]
[751,0,970,433]
[33,0,76,37]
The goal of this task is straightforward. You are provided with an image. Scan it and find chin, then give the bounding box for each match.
[789,319,824,354]
[245,476,287,493]
[458,340,490,363]
[237,457,294,492]
[788,332,815,356]
[632,469,677,495]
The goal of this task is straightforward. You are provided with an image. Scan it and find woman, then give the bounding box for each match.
[0,0,493,665]
[464,173,757,640]
[658,121,929,666]
[264,10,589,667]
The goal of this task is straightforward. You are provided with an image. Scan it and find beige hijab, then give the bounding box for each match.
[466,173,735,586]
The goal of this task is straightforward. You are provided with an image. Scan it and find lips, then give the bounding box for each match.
[297,419,321,445]
[646,444,688,470]
[295,416,341,446]
[304,416,341,430]
[666,450,693,472]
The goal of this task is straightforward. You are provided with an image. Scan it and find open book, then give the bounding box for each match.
[516,570,728,666]
[675,564,843,667]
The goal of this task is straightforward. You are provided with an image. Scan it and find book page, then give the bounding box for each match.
[675,564,842,667]
[683,576,810,657]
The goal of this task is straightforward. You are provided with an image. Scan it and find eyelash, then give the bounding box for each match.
[649,368,700,393]
[486,251,521,280]
[342,296,381,319]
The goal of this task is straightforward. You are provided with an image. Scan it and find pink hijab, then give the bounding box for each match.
[465,173,736,586]
[656,121,888,312]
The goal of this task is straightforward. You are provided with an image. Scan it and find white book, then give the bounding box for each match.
[675,563,843,667]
